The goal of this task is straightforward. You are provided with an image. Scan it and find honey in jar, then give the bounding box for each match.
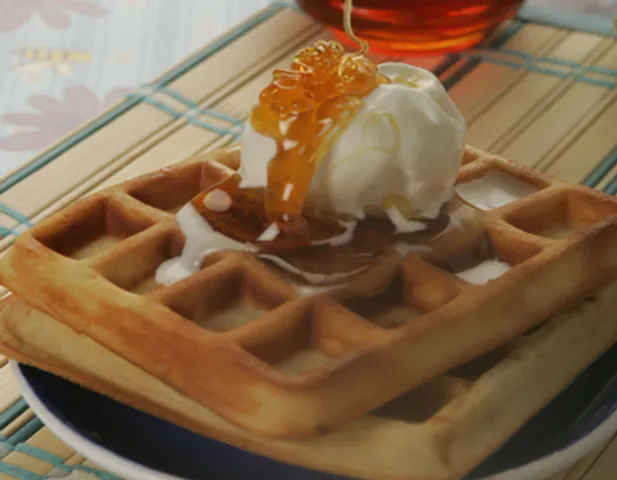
[296,0,524,55]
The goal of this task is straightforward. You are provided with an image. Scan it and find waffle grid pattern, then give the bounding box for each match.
[3,146,617,441]
[0,1,615,479]
[3,146,617,478]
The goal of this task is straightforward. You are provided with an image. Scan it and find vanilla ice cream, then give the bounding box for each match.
[239,63,466,230]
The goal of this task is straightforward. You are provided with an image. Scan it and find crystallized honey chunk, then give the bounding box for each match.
[251,40,389,224]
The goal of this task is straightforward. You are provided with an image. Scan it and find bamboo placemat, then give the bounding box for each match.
[0,2,616,479]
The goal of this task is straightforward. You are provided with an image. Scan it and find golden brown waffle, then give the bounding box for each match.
[1,146,617,444]
[1,280,617,480]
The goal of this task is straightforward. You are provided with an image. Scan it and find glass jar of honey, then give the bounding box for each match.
[296,0,525,55]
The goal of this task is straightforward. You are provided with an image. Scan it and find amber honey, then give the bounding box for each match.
[296,0,524,54]
[195,40,387,246]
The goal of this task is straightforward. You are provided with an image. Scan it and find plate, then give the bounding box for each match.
[11,339,617,480]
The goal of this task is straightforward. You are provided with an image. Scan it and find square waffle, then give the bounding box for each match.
[1,146,617,479]
[1,279,616,480]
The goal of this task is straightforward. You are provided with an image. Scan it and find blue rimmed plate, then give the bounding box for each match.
[11,340,617,480]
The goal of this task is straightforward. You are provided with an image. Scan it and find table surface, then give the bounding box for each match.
[0,0,616,178]
[0,0,271,178]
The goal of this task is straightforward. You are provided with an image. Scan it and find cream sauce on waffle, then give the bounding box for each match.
[154,193,510,292]
[456,170,538,211]
[152,43,507,290]
[155,201,398,288]
[155,204,256,286]
[455,259,511,285]
[154,201,374,288]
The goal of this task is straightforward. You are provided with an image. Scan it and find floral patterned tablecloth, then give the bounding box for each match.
[0,0,615,179]
[0,0,270,178]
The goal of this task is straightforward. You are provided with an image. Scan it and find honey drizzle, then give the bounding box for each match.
[250,0,378,229]
[251,41,387,228]
[185,0,391,249]
[342,0,369,58]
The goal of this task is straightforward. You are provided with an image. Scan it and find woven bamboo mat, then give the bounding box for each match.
[0,2,616,479]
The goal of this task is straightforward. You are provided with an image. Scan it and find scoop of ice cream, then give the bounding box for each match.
[238,63,466,228]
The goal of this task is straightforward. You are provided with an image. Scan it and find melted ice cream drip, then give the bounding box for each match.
[456,170,538,211]
[309,220,357,247]
[155,204,365,287]
[154,182,511,289]
[155,199,512,290]
[258,253,366,286]
[155,203,255,286]
[455,259,511,285]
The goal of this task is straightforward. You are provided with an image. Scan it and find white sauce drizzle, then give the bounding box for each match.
[155,205,360,287]
[155,204,255,286]
[455,259,511,285]
[309,220,357,247]
[385,206,427,233]
[258,253,366,286]
[203,188,232,212]
[456,170,537,211]
[256,222,280,242]
[155,187,512,289]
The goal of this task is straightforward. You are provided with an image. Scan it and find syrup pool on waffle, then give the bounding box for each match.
[155,40,510,292]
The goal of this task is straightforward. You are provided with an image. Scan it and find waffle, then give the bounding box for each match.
[1,146,617,445]
[0,277,615,480]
